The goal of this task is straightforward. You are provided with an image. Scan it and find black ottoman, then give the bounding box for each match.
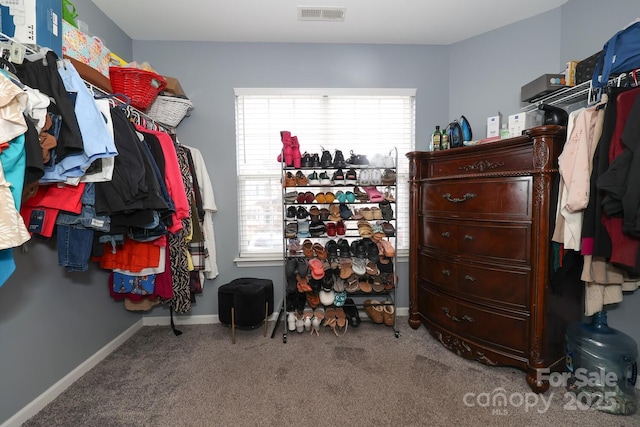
[218,278,274,343]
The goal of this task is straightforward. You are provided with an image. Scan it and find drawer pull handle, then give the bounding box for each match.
[442,192,476,203]
[464,275,476,282]
[442,269,451,276]
[441,232,451,238]
[464,234,475,241]
[441,307,475,323]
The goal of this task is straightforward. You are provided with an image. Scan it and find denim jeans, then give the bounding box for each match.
[57,225,93,272]
[56,183,111,272]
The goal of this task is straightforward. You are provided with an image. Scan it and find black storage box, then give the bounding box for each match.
[218,278,274,329]
[575,51,602,85]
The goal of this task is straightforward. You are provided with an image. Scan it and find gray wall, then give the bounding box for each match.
[0,0,138,423]
[3,0,640,423]
[130,41,449,320]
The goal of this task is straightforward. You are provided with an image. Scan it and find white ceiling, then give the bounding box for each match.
[91,0,569,45]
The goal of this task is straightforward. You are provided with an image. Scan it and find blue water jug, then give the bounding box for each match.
[565,311,637,415]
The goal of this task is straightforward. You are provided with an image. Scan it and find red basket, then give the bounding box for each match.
[109,67,167,111]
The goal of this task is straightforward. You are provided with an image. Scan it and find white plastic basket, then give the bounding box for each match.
[146,95,194,128]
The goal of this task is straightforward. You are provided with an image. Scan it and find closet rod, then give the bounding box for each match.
[0,31,170,133]
[522,69,640,112]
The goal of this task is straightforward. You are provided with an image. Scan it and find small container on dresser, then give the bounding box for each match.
[406,125,583,393]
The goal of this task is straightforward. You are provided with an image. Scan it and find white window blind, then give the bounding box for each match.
[235,88,416,260]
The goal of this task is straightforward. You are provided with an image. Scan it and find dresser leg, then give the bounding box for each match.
[408,313,421,329]
[526,367,550,394]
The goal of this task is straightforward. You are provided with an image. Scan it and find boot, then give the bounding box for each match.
[291,135,302,168]
[277,131,294,166]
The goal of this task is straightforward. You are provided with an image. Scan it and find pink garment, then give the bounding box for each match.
[135,126,189,234]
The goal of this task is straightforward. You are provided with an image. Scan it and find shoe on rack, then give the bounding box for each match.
[344,298,361,327]
[296,221,310,238]
[345,168,358,185]
[311,153,321,168]
[370,169,383,185]
[333,149,347,168]
[296,170,308,186]
[307,171,320,186]
[320,148,333,168]
[286,206,297,219]
[379,200,394,220]
[382,302,395,327]
[301,152,313,168]
[358,169,371,186]
[332,169,345,186]
[381,169,396,185]
[285,222,298,238]
[319,171,332,186]
[283,171,297,187]
[291,136,302,168]
[364,299,384,324]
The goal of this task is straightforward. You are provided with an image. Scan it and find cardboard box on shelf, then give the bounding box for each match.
[487,115,501,138]
[508,112,537,138]
[163,76,186,97]
[0,0,63,56]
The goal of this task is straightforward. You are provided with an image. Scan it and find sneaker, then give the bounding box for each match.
[296,206,309,221]
[332,168,345,185]
[333,149,347,168]
[369,169,382,185]
[309,220,327,237]
[311,153,321,168]
[358,169,371,185]
[285,222,298,238]
[286,206,297,219]
[345,168,358,185]
[307,171,320,186]
[301,152,313,168]
[296,220,310,238]
[319,171,332,186]
[320,148,333,168]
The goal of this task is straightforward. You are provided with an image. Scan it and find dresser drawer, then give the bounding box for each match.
[420,219,531,263]
[418,253,457,289]
[426,142,533,178]
[421,177,532,220]
[419,284,528,355]
[419,252,530,311]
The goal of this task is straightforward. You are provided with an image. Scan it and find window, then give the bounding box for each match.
[235,88,416,262]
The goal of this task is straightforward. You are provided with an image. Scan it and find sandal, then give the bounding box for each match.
[382,186,395,202]
[353,186,369,202]
[363,186,384,203]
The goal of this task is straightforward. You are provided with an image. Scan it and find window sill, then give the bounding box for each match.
[234,250,408,268]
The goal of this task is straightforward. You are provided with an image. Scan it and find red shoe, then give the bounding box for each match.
[326,222,337,237]
[279,131,294,166]
[291,135,302,168]
[336,220,346,236]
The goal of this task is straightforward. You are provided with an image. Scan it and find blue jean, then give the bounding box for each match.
[56,183,110,272]
[57,225,94,272]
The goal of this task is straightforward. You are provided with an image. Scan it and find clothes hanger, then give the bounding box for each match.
[94,92,130,108]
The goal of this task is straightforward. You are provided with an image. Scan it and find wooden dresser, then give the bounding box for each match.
[407,125,583,393]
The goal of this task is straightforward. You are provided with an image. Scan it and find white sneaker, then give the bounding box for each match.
[304,316,311,332]
[358,169,371,185]
[370,169,382,185]
[295,315,304,333]
[287,312,296,331]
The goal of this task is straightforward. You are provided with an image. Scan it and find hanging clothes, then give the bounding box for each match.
[183,144,218,280]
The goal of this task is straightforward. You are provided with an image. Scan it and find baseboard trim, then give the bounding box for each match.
[1,320,144,427]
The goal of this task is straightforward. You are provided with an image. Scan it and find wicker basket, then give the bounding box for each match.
[146,95,194,128]
[109,67,167,110]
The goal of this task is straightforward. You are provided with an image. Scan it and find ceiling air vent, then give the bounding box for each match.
[298,7,346,22]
